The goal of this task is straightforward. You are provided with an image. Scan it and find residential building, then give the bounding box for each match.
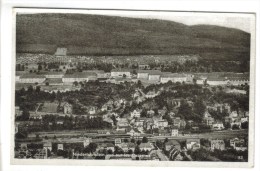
[138,64,150,70]
[57,144,64,150]
[127,128,141,137]
[212,122,224,130]
[186,139,200,150]
[115,138,122,146]
[230,111,238,118]
[211,139,225,151]
[34,149,47,159]
[63,102,73,114]
[139,143,154,151]
[43,142,52,151]
[156,120,168,128]
[173,117,181,128]
[83,138,92,147]
[171,128,179,136]
[130,109,141,118]
[117,118,129,128]
[230,138,245,148]
[203,110,215,126]
[15,106,22,117]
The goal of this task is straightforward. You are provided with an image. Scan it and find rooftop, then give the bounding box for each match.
[137,70,162,75]
[82,70,105,74]
[111,69,132,72]
[186,139,200,144]
[44,78,63,84]
[161,73,186,78]
[63,72,97,78]
[20,74,46,79]
[139,143,153,149]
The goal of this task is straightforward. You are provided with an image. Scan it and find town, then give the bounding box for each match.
[15,48,249,161]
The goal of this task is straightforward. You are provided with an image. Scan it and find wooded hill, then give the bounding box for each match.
[16,13,250,61]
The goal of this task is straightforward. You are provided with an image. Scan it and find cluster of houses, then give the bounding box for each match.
[15,135,248,160]
[203,103,249,130]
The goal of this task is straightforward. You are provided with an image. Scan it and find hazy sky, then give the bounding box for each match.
[78,10,254,33]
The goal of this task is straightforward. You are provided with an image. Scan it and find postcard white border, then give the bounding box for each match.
[1,0,259,171]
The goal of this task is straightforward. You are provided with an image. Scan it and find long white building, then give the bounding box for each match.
[111,69,131,78]
[62,72,97,83]
[19,74,46,83]
[160,73,187,83]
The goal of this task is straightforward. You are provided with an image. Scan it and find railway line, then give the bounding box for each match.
[20,129,248,144]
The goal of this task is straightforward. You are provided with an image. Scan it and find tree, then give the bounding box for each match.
[193,78,197,85]
[38,65,42,71]
[136,140,142,145]
[177,101,193,120]
[164,138,169,144]
[155,140,163,149]
[111,114,117,126]
[35,134,40,139]
[88,143,98,153]
[130,138,136,144]
[193,98,206,122]
[241,121,248,129]
[128,149,133,154]
[73,81,79,87]
[224,122,231,129]
[36,86,41,93]
[47,149,51,157]
[21,110,30,120]
[137,80,143,89]
[134,146,141,155]
[27,85,34,94]
[142,136,148,143]
[232,124,240,130]
[45,82,49,86]
[107,149,113,154]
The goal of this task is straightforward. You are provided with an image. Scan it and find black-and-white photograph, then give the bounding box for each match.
[13,8,255,164]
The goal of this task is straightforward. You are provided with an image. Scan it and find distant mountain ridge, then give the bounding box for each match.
[16,13,250,61]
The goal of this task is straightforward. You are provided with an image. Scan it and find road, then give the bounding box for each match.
[148,130,248,142]
[156,150,169,161]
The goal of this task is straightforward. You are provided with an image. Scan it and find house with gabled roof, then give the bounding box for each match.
[186,139,200,151]
[127,128,141,137]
